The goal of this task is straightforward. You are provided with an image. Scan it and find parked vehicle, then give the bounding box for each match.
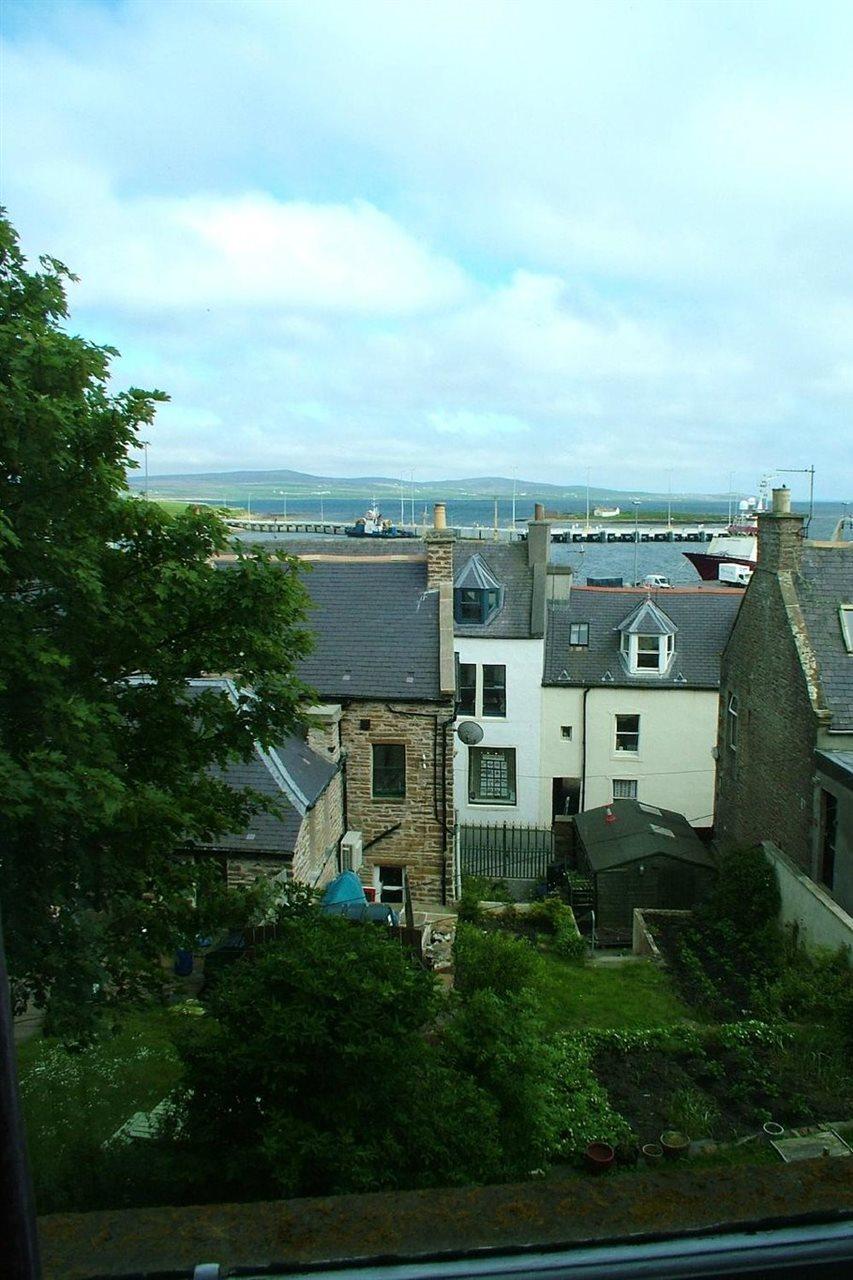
[639,574,674,589]
[718,561,753,587]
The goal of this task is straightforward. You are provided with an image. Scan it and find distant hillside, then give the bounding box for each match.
[127,467,724,504]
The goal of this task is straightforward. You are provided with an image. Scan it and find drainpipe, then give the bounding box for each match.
[580,686,591,811]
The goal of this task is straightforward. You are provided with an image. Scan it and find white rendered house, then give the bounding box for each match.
[539,588,742,828]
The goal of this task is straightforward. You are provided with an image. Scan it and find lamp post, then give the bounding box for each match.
[633,500,641,586]
[274,490,288,519]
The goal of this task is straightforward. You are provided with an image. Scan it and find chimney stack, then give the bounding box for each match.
[757,485,803,573]
[424,500,455,590]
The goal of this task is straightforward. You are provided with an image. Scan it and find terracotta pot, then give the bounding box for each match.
[584,1141,615,1171]
[642,1142,664,1161]
[660,1129,690,1159]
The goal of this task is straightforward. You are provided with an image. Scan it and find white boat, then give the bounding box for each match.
[593,505,621,517]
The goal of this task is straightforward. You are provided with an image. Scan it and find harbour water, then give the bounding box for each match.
[230,498,849,587]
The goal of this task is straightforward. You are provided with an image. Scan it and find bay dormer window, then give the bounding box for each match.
[616,600,677,676]
[453,554,504,625]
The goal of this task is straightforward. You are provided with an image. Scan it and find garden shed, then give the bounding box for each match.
[573,800,716,937]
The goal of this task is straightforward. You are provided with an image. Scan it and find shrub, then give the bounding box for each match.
[704,845,781,932]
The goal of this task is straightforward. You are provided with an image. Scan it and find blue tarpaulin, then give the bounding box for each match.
[321,871,367,908]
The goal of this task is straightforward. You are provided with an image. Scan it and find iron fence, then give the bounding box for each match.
[458,822,555,880]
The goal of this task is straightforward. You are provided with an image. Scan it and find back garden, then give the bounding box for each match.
[16,849,853,1214]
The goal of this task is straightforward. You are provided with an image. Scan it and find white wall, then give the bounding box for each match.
[764,840,853,962]
[454,637,544,826]
[540,686,719,826]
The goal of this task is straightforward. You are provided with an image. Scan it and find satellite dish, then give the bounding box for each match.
[457,720,484,745]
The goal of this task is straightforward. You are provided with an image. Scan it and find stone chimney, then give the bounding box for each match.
[527,502,551,569]
[306,703,343,763]
[424,502,455,590]
[757,486,804,574]
[422,504,456,696]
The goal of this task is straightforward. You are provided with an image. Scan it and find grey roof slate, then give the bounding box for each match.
[183,678,339,856]
[296,557,442,701]
[796,545,853,731]
[455,553,503,591]
[544,588,742,688]
[453,542,535,639]
[617,598,679,636]
[574,800,716,871]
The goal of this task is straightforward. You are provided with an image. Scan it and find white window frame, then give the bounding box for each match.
[621,632,674,675]
[569,623,589,647]
[840,605,853,654]
[615,714,640,754]
[613,778,638,800]
[374,864,405,904]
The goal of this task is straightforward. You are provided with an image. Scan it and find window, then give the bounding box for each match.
[841,605,853,653]
[727,693,739,752]
[636,635,662,669]
[560,725,573,740]
[613,778,637,800]
[482,664,506,716]
[820,789,838,889]
[615,714,640,752]
[468,746,516,805]
[376,864,404,904]
[453,587,502,624]
[371,743,406,798]
[457,662,476,716]
[620,630,675,674]
[569,623,589,647]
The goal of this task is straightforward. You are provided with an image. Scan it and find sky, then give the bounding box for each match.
[2,0,853,498]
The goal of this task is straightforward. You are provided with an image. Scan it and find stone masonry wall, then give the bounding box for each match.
[715,571,816,869]
[292,771,344,889]
[339,698,455,905]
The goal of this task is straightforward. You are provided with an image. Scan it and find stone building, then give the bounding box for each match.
[294,523,456,906]
[715,489,853,914]
[188,678,345,890]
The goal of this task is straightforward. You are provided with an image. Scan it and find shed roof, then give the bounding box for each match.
[573,800,716,872]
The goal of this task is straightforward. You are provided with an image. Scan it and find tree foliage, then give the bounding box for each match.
[175,914,502,1197]
[0,215,314,1036]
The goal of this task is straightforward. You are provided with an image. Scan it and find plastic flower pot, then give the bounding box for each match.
[584,1141,615,1171]
[660,1130,690,1159]
[642,1142,664,1162]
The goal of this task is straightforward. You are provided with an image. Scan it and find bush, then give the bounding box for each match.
[704,845,781,932]
[527,898,586,962]
[453,922,545,999]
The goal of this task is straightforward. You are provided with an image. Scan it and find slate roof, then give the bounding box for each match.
[455,553,503,591]
[574,800,716,872]
[185,678,339,856]
[815,750,853,791]
[296,557,442,701]
[544,588,742,688]
[453,542,535,639]
[796,545,853,731]
[617,598,678,636]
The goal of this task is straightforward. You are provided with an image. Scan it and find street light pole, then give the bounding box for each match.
[633,500,641,586]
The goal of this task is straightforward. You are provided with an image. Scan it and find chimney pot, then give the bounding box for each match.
[772,486,791,515]
[433,502,447,530]
[534,502,545,520]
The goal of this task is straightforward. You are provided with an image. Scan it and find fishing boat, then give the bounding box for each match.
[344,503,415,539]
[683,479,769,582]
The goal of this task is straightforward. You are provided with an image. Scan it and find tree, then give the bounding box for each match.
[0,215,314,1037]
[175,913,502,1198]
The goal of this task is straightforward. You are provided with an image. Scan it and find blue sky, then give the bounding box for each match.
[2,0,853,497]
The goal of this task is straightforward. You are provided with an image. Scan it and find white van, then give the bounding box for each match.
[718,562,753,587]
[640,574,673,589]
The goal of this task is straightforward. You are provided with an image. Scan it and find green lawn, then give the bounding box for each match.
[17,1008,185,1212]
[537,955,693,1032]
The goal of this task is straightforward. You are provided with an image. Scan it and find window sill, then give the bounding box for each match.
[370,795,407,803]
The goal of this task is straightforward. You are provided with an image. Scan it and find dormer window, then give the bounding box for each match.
[453,554,504,625]
[615,599,677,676]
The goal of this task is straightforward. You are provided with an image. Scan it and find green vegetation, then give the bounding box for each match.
[0,214,314,1038]
[538,955,692,1034]
[17,1008,183,1212]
